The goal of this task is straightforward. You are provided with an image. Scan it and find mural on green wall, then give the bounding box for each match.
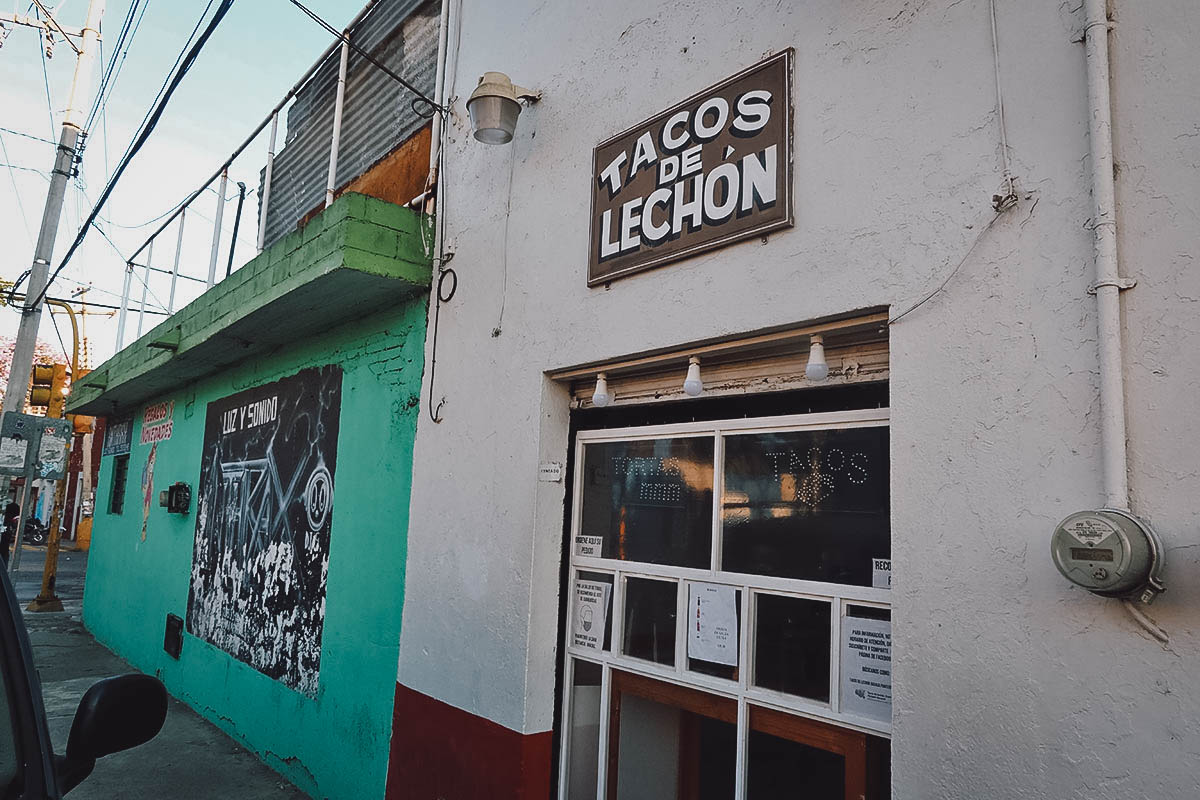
[186,365,342,697]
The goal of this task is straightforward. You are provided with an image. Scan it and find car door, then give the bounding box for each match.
[0,564,60,800]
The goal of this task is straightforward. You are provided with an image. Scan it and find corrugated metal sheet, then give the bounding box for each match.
[257,0,438,248]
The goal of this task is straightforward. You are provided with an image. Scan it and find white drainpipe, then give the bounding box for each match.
[1084,0,1169,643]
[1083,0,1133,511]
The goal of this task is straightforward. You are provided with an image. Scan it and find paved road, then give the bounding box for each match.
[9,547,309,799]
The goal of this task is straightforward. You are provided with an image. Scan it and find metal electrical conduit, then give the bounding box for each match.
[1083,0,1167,644]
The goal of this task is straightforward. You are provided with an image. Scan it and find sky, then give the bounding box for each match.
[0,0,363,369]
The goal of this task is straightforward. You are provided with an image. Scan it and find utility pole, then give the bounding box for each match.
[1,0,104,417]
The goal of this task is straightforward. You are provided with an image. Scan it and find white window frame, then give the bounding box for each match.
[557,408,891,800]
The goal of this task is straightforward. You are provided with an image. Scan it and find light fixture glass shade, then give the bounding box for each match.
[467,94,520,144]
[592,373,611,407]
[805,335,829,381]
[683,357,703,397]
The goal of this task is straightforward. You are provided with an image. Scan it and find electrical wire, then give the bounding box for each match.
[47,306,70,367]
[0,161,50,178]
[888,209,1006,325]
[23,0,236,312]
[0,132,35,246]
[83,0,150,135]
[284,0,445,118]
[0,125,56,146]
[36,10,56,140]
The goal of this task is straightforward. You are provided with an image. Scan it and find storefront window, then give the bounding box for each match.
[578,437,714,568]
[560,410,891,799]
[722,427,889,585]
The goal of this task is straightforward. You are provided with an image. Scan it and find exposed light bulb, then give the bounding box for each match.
[591,373,611,407]
[683,357,703,397]
[805,334,829,381]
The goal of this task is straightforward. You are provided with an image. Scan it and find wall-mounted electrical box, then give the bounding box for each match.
[1051,508,1165,603]
[159,482,192,515]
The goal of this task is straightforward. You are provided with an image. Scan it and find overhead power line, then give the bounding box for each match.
[285,0,445,118]
[23,0,236,311]
[83,0,150,134]
[0,125,57,145]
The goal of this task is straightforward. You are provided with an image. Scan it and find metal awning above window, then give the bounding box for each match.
[549,309,889,408]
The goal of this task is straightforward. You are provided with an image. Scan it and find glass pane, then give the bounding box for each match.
[686,586,741,682]
[622,577,677,666]
[567,660,603,800]
[572,571,614,652]
[578,437,714,568]
[722,426,889,584]
[747,728,844,800]
[615,694,683,800]
[754,594,831,702]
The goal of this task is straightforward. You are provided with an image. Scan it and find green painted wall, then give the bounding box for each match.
[85,298,426,799]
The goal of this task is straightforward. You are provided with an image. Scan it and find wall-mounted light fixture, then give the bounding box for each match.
[805,335,829,382]
[592,373,612,407]
[466,72,541,144]
[683,357,703,397]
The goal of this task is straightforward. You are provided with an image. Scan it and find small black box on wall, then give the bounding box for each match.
[159,482,192,514]
[164,613,183,659]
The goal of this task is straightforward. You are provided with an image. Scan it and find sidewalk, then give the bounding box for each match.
[11,547,309,799]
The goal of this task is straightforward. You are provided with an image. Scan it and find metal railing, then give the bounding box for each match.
[114,0,385,349]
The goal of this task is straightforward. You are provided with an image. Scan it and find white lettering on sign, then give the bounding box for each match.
[840,616,892,723]
[220,396,280,436]
[872,558,892,590]
[588,50,792,286]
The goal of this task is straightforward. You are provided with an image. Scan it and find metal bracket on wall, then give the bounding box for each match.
[147,328,181,351]
[1087,277,1137,295]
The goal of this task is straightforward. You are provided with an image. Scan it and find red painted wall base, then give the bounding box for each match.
[385,682,553,800]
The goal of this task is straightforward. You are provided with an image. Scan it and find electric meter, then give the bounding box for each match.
[1051,509,1164,603]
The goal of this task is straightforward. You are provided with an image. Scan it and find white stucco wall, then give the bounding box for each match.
[397,0,1200,796]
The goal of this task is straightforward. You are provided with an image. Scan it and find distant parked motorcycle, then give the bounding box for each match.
[23,517,48,546]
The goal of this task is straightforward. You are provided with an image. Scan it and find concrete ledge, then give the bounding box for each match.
[68,193,433,416]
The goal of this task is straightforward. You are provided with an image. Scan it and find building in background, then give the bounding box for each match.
[67,1,438,797]
[384,1,1199,799]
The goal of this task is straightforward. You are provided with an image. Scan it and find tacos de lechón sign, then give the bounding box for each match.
[588,49,793,285]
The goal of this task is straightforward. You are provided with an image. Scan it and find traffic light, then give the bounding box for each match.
[29,363,69,419]
[72,370,95,433]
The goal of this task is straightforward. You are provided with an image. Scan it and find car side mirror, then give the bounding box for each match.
[57,674,168,793]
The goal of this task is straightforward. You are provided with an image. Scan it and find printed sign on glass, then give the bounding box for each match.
[588,49,793,285]
[840,615,892,723]
[573,579,611,651]
[186,366,342,697]
[686,582,739,666]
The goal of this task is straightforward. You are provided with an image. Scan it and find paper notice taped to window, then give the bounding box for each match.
[840,616,892,723]
[573,580,611,650]
[872,558,891,589]
[575,535,604,557]
[686,582,739,667]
